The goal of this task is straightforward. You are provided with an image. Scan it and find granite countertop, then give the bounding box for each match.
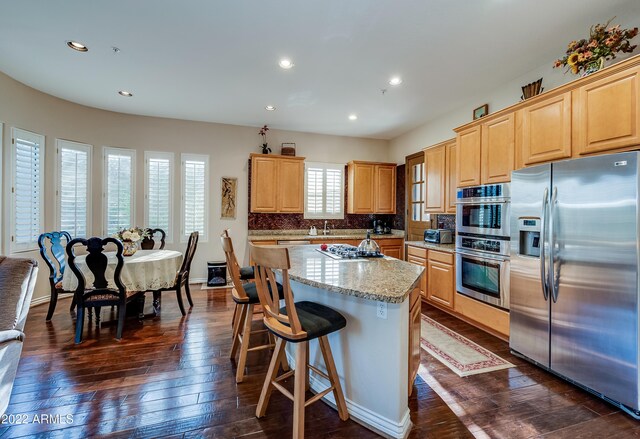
[405,241,456,253]
[249,229,405,242]
[283,245,423,304]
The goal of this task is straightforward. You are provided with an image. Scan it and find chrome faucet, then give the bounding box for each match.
[323,220,330,235]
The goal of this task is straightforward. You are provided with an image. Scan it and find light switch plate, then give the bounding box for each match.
[376,301,387,319]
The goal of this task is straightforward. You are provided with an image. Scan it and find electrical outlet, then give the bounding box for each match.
[376,301,387,319]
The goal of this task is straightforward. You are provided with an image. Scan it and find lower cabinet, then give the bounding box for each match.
[408,286,421,395]
[427,251,455,310]
[378,238,404,259]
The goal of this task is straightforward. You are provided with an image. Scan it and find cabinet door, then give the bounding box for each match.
[446,142,457,214]
[408,297,421,395]
[481,114,515,183]
[427,260,454,309]
[575,67,640,155]
[348,163,375,213]
[424,145,446,213]
[456,126,482,187]
[519,92,572,165]
[250,156,278,212]
[380,244,403,259]
[277,159,304,213]
[374,165,396,214]
[407,256,427,298]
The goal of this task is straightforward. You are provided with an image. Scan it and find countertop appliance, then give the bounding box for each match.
[318,244,383,260]
[456,183,510,237]
[424,229,453,244]
[510,151,640,417]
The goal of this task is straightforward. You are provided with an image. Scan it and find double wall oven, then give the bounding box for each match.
[456,183,510,310]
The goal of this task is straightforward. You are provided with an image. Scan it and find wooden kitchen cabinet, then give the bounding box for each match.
[456,126,482,187]
[408,287,421,395]
[378,238,404,259]
[427,250,455,310]
[347,161,396,214]
[574,66,640,155]
[406,245,428,299]
[481,113,515,183]
[424,139,456,215]
[518,91,573,166]
[250,154,305,213]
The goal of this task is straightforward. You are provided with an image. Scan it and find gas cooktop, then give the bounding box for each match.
[316,244,383,260]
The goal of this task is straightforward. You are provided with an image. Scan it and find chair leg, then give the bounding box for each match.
[305,342,310,391]
[74,306,84,344]
[231,305,238,328]
[95,307,101,327]
[175,286,186,316]
[69,294,77,312]
[319,336,349,421]
[184,281,194,307]
[230,303,246,359]
[46,288,59,321]
[293,341,308,439]
[256,337,285,418]
[236,304,254,383]
[116,304,126,340]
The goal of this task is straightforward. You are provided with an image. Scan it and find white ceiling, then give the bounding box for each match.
[1,0,639,139]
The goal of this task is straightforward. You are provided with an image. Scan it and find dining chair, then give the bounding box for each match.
[250,243,349,439]
[141,228,166,250]
[152,231,199,315]
[221,233,283,383]
[222,230,255,281]
[38,231,75,321]
[66,237,143,343]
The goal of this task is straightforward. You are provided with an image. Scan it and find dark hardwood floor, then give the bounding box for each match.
[1,290,638,438]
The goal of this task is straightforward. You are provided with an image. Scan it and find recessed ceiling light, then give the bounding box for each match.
[66,41,88,52]
[265,105,276,111]
[388,76,403,86]
[348,114,358,121]
[279,58,294,69]
[118,90,133,97]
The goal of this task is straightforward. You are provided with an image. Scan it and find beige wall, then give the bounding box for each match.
[0,72,390,303]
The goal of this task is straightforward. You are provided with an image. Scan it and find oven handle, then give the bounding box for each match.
[540,187,549,302]
[456,250,509,263]
[456,199,510,205]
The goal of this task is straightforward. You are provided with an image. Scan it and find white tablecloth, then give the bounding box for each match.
[62,249,183,292]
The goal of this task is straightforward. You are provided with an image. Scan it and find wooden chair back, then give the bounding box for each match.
[220,230,248,300]
[141,228,166,250]
[178,231,199,280]
[249,243,306,340]
[38,231,72,289]
[66,237,126,303]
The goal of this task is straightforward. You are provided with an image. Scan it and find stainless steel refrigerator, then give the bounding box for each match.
[510,151,640,416]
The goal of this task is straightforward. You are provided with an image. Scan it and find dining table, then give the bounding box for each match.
[62,249,184,317]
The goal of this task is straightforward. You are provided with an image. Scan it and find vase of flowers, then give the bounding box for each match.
[554,18,638,76]
[114,227,149,256]
[259,125,271,154]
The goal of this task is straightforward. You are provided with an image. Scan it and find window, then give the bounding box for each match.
[103,147,136,236]
[57,140,92,238]
[144,151,174,242]
[304,162,345,219]
[181,153,209,242]
[10,128,45,253]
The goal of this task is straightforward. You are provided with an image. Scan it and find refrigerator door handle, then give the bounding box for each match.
[540,187,550,301]
[550,186,560,303]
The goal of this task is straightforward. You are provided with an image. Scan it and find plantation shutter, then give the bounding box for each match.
[145,152,173,241]
[304,163,344,219]
[12,128,45,252]
[104,147,135,236]
[58,141,91,238]
[182,154,208,241]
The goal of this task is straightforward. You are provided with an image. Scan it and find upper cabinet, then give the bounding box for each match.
[456,126,482,187]
[347,161,396,214]
[574,66,640,155]
[481,113,515,183]
[250,154,305,213]
[424,139,456,214]
[518,91,572,166]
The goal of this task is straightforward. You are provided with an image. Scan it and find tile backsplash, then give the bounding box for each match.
[248,160,405,231]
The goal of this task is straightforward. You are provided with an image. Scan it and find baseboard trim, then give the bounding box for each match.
[30,293,73,308]
[190,277,207,284]
[285,351,412,439]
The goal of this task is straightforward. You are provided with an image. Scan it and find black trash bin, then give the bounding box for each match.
[207,261,227,287]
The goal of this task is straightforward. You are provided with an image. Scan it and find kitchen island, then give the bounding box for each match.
[276,245,424,439]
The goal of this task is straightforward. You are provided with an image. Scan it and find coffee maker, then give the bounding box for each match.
[372,220,384,234]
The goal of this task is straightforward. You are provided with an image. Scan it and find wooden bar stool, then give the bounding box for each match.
[221,233,282,383]
[250,243,349,439]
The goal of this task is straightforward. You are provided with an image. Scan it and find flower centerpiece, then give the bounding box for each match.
[554,18,638,76]
[259,125,271,154]
[114,227,149,256]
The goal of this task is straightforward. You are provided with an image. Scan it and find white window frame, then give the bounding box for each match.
[103,146,136,236]
[144,151,174,243]
[56,139,92,238]
[304,162,345,220]
[180,153,209,243]
[10,127,45,253]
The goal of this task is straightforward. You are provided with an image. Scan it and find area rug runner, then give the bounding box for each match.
[420,315,514,377]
